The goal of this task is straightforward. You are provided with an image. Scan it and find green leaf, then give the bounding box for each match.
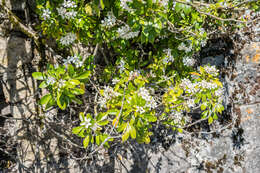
[39,81,48,88]
[57,93,67,110]
[100,0,105,9]
[177,128,183,133]
[208,116,213,124]
[213,113,218,120]
[117,122,127,132]
[130,126,136,139]
[122,131,129,142]
[71,88,85,95]
[98,120,109,126]
[68,64,75,77]
[83,135,90,148]
[68,79,80,86]
[75,71,91,80]
[144,114,157,122]
[72,126,83,135]
[201,103,207,110]
[32,72,44,80]
[96,135,101,145]
[175,3,182,13]
[39,94,52,105]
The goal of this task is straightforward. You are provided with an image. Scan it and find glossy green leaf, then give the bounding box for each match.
[71,88,85,95]
[32,72,44,80]
[208,116,213,124]
[130,126,136,139]
[75,71,91,80]
[83,135,90,148]
[72,126,83,135]
[122,130,129,142]
[39,94,52,105]
[39,81,48,88]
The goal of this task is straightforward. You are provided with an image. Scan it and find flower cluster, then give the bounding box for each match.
[157,0,169,9]
[60,32,77,46]
[170,110,185,124]
[178,42,192,53]
[62,0,77,8]
[117,25,140,39]
[58,79,66,88]
[180,78,219,94]
[215,88,224,103]
[112,78,120,85]
[183,56,196,66]
[180,78,199,93]
[138,87,157,110]
[46,76,56,85]
[203,65,219,76]
[57,0,77,20]
[129,70,141,80]
[162,48,174,64]
[98,86,120,108]
[136,106,145,114]
[118,59,126,73]
[63,55,83,68]
[101,12,117,28]
[42,9,51,20]
[120,0,134,12]
[186,99,195,108]
[80,116,92,129]
[199,80,218,90]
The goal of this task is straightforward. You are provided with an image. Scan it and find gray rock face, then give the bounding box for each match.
[202,55,225,67]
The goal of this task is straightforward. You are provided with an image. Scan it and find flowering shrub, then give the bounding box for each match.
[33,0,259,148]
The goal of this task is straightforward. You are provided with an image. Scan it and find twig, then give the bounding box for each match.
[0,3,40,47]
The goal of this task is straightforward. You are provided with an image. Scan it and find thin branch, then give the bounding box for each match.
[0,3,40,47]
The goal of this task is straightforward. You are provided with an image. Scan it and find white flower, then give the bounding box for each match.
[112,78,120,85]
[199,80,218,90]
[203,65,219,76]
[98,86,120,108]
[172,2,176,9]
[163,48,174,64]
[138,87,157,110]
[215,88,224,97]
[120,0,134,12]
[178,42,192,53]
[136,106,145,114]
[187,99,195,108]
[66,55,83,68]
[62,0,77,8]
[58,79,66,88]
[158,0,169,9]
[117,25,139,39]
[80,117,92,129]
[46,77,56,85]
[183,56,196,66]
[60,32,76,46]
[91,123,100,131]
[118,59,125,73]
[42,9,51,20]
[57,6,77,20]
[171,110,183,124]
[180,78,199,93]
[129,70,140,80]
[101,12,117,28]
[98,98,107,108]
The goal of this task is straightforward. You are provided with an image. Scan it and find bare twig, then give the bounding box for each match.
[0,3,40,47]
